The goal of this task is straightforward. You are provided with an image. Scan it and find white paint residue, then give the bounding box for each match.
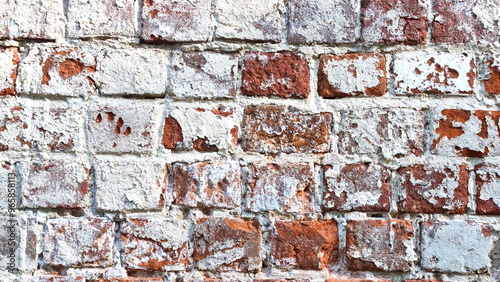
[324,55,383,94]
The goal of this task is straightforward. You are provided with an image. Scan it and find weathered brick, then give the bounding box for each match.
[0,47,20,95]
[420,221,493,273]
[327,280,390,282]
[194,217,262,272]
[288,0,356,44]
[0,216,37,273]
[17,47,96,97]
[338,108,424,157]
[67,0,136,38]
[173,161,241,208]
[360,0,428,44]
[214,0,282,42]
[98,49,168,96]
[163,106,238,152]
[33,276,85,282]
[19,160,89,209]
[431,109,500,157]
[346,219,416,272]
[241,105,331,154]
[396,164,468,214]
[241,53,309,99]
[170,52,238,99]
[432,0,499,44]
[318,53,386,98]
[95,158,166,211]
[8,0,65,40]
[0,102,84,152]
[43,218,114,267]
[87,100,160,153]
[483,55,500,94]
[392,52,476,95]
[475,165,500,215]
[94,278,162,282]
[141,0,212,43]
[269,220,338,269]
[403,280,448,282]
[322,163,391,212]
[120,219,189,271]
[256,280,309,282]
[247,163,314,213]
[0,0,7,38]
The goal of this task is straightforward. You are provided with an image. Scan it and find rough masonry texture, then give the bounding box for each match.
[2,0,500,281]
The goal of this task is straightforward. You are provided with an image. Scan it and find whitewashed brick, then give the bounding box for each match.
[214,0,282,42]
[67,0,136,38]
[0,47,20,95]
[98,49,168,96]
[95,158,167,211]
[0,216,38,273]
[170,52,238,99]
[8,0,65,40]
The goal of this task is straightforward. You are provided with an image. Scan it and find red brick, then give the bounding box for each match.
[67,0,136,38]
[392,52,475,95]
[35,277,85,282]
[318,53,386,98]
[483,56,500,94]
[432,109,500,157]
[247,163,314,213]
[288,0,356,44]
[172,161,241,209]
[327,280,390,282]
[141,0,212,43]
[20,160,89,209]
[346,219,415,271]
[241,105,331,154]
[360,0,428,44]
[88,100,161,153]
[0,47,20,95]
[475,165,500,215]
[242,53,310,99]
[322,163,391,212]
[43,218,114,267]
[396,164,468,214]
[120,219,189,271]
[255,280,309,282]
[338,108,424,157]
[163,106,238,152]
[194,217,262,272]
[17,47,96,97]
[269,220,339,270]
[95,279,162,282]
[404,280,448,282]
[432,0,499,44]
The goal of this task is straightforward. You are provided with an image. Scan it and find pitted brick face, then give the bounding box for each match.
[43,218,114,267]
[17,47,96,96]
[396,164,469,214]
[318,53,386,98]
[475,165,500,215]
[0,47,20,95]
[288,0,356,44]
[346,219,416,272]
[431,109,500,157]
[141,0,212,43]
[172,161,241,209]
[35,276,85,282]
[247,163,314,213]
[95,279,163,282]
[242,53,310,99]
[338,108,424,158]
[360,0,429,44]
[67,0,136,38]
[20,160,89,209]
[327,280,391,282]
[323,163,391,212]
[120,219,190,271]
[269,220,339,270]
[193,217,262,272]
[392,52,476,95]
[242,105,331,153]
[432,0,499,44]
[255,280,310,282]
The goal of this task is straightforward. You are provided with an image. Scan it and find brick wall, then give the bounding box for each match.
[0,0,499,281]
